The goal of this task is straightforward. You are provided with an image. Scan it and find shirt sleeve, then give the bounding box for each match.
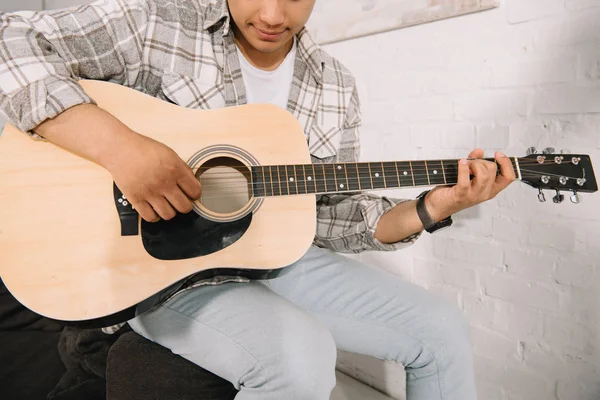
[0,0,150,134]
[313,84,422,253]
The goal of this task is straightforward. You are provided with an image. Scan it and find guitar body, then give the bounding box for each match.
[0,80,316,325]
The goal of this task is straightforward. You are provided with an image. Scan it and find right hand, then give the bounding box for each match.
[101,132,202,222]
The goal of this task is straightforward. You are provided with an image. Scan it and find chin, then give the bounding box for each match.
[249,39,284,53]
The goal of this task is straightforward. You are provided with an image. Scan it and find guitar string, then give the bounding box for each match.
[188,173,586,199]
[189,158,574,173]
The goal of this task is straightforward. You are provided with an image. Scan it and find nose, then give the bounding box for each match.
[258,0,285,28]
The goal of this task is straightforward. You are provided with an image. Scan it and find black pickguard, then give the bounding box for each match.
[141,211,252,260]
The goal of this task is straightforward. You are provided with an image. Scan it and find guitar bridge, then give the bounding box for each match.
[113,183,139,236]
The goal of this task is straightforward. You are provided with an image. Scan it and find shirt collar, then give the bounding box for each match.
[202,0,231,36]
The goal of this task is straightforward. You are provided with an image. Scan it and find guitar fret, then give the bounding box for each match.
[278,166,288,195]
[323,164,336,193]
[355,163,362,190]
[411,161,428,186]
[286,165,298,195]
[322,164,328,193]
[369,162,386,189]
[334,164,348,191]
[309,164,318,194]
[443,160,459,185]
[271,166,282,196]
[252,167,265,197]
[367,163,374,189]
[276,166,282,195]
[296,165,307,194]
[441,160,447,185]
[409,161,416,186]
[424,160,431,186]
[314,164,326,193]
[346,163,360,191]
[263,166,273,196]
[427,160,445,185]
[358,163,372,190]
[383,162,399,188]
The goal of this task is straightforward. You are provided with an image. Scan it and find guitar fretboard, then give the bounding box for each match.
[250,158,518,197]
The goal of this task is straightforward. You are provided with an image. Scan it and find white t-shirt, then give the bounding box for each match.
[236,38,296,110]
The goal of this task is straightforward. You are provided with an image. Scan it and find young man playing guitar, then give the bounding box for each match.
[0,0,514,399]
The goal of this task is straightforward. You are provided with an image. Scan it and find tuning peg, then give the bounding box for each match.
[526,147,538,155]
[570,192,582,204]
[553,190,564,204]
[542,147,556,154]
[538,189,546,202]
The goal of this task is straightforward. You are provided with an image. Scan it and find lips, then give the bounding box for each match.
[253,25,285,40]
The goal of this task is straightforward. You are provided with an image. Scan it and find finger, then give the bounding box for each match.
[494,152,516,189]
[468,148,484,160]
[149,197,177,221]
[165,188,194,214]
[134,200,160,223]
[178,172,202,200]
[457,158,471,191]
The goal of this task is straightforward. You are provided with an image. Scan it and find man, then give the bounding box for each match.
[0,0,514,399]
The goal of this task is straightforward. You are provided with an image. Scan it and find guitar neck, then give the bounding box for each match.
[251,158,520,197]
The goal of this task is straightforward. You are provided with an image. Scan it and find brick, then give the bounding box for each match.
[492,217,530,245]
[422,66,489,95]
[577,51,600,80]
[503,247,556,282]
[439,262,477,291]
[527,221,577,251]
[566,0,600,11]
[543,315,590,353]
[507,0,565,24]
[394,96,454,121]
[558,380,600,400]
[476,125,510,150]
[455,91,528,120]
[554,255,595,288]
[471,326,519,361]
[474,356,554,398]
[534,12,600,48]
[491,56,576,88]
[440,123,476,149]
[482,273,560,311]
[462,294,496,329]
[491,298,544,338]
[476,381,504,400]
[533,86,600,114]
[432,236,504,267]
[409,124,442,149]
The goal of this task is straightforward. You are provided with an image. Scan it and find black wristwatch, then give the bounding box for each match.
[416,190,453,234]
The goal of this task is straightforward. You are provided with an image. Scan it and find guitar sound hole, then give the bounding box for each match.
[196,157,252,214]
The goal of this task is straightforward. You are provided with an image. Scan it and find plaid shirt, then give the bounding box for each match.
[0,0,420,255]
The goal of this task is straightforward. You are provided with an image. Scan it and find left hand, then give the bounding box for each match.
[424,148,516,221]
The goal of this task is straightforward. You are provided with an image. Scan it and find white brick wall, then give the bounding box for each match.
[324,1,600,399]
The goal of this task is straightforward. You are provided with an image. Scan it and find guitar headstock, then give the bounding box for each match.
[518,148,597,203]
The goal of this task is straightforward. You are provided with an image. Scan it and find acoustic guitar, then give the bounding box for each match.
[0,80,596,327]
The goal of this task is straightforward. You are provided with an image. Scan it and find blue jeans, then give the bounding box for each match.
[128,246,477,400]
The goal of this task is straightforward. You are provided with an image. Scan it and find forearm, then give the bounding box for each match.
[374,193,450,244]
[34,103,138,169]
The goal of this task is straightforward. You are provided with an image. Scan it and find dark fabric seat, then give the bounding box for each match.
[0,278,237,400]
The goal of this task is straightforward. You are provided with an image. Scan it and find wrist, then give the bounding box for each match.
[423,190,453,223]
